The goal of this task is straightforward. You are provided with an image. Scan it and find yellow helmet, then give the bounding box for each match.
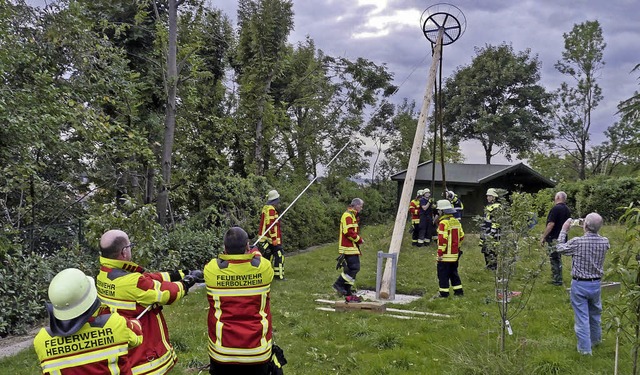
[48,268,98,321]
[486,188,499,197]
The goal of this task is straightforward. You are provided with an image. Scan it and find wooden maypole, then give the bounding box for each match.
[379,29,444,299]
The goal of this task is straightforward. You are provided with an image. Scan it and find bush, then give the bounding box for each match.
[552,176,640,221]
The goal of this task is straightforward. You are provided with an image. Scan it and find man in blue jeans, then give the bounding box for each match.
[556,213,610,355]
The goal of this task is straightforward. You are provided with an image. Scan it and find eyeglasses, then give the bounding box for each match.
[122,243,135,251]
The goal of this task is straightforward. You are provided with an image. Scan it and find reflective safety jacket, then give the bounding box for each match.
[34,305,143,375]
[437,214,465,262]
[409,199,421,224]
[450,195,464,219]
[339,207,362,255]
[483,202,501,233]
[258,204,281,246]
[204,253,274,365]
[97,257,187,375]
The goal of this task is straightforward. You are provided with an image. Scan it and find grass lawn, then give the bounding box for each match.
[1,222,632,374]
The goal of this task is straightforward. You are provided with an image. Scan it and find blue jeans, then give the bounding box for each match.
[570,279,602,354]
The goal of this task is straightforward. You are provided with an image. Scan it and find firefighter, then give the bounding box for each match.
[445,190,464,219]
[435,200,465,297]
[96,229,201,375]
[204,227,276,374]
[258,189,285,280]
[409,190,423,246]
[333,198,364,302]
[480,188,501,270]
[418,189,435,246]
[34,268,143,374]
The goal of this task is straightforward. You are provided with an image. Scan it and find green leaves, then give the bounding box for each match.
[441,43,553,163]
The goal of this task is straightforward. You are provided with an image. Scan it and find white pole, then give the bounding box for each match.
[252,139,352,247]
[379,29,444,299]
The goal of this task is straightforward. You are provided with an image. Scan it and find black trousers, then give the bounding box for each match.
[209,359,269,375]
[335,254,360,295]
[437,261,463,297]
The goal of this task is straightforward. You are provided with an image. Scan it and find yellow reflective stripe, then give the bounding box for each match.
[259,293,269,348]
[213,294,223,348]
[207,285,271,297]
[108,355,119,375]
[41,344,128,371]
[209,338,272,356]
[208,343,272,363]
[98,297,137,311]
[131,347,176,375]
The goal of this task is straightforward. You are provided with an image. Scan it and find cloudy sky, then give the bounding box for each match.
[28,0,640,165]
[210,0,639,164]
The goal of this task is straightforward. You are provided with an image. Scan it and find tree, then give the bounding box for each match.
[618,64,640,124]
[440,44,553,164]
[553,20,606,180]
[233,0,294,176]
[368,99,462,181]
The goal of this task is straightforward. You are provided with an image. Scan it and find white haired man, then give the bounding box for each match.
[556,213,610,356]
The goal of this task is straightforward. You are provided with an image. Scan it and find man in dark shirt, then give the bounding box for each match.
[540,192,571,286]
[556,213,610,355]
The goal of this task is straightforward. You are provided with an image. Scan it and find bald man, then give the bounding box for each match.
[96,229,198,374]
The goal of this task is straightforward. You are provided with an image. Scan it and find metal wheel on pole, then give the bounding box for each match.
[379,4,466,300]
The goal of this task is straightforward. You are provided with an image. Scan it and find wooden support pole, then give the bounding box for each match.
[379,29,444,300]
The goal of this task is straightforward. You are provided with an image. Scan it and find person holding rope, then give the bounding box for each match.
[333,198,365,302]
[96,229,202,374]
[33,268,144,374]
[204,226,285,375]
[418,189,436,246]
[435,200,465,297]
[258,189,285,280]
[409,190,423,246]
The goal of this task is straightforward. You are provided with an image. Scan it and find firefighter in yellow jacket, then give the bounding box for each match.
[96,229,200,375]
[204,226,275,374]
[332,198,364,302]
[33,268,143,374]
[435,200,465,297]
[480,188,501,271]
[409,190,422,246]
[258,189,285,280]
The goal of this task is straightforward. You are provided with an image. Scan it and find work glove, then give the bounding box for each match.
[182,275,196,292]
[188,269,204,283]
[335,254,346,270]
[258,241,270,252]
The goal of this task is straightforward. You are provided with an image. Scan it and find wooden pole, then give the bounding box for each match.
[379,29,444,299]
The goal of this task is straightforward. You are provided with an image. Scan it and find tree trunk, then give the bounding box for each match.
[157,0,179,225]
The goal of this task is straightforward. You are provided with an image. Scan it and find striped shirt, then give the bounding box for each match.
[556,231,610,280]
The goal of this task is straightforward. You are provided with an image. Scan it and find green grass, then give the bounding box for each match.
[2,223,633,374]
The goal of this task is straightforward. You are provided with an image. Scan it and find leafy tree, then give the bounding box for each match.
[553,20,606,180]
[440,43,553,164]
[525,152,578,184]
[233,0,294,176]
[618,64,640,123]
[369,99,462,181]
